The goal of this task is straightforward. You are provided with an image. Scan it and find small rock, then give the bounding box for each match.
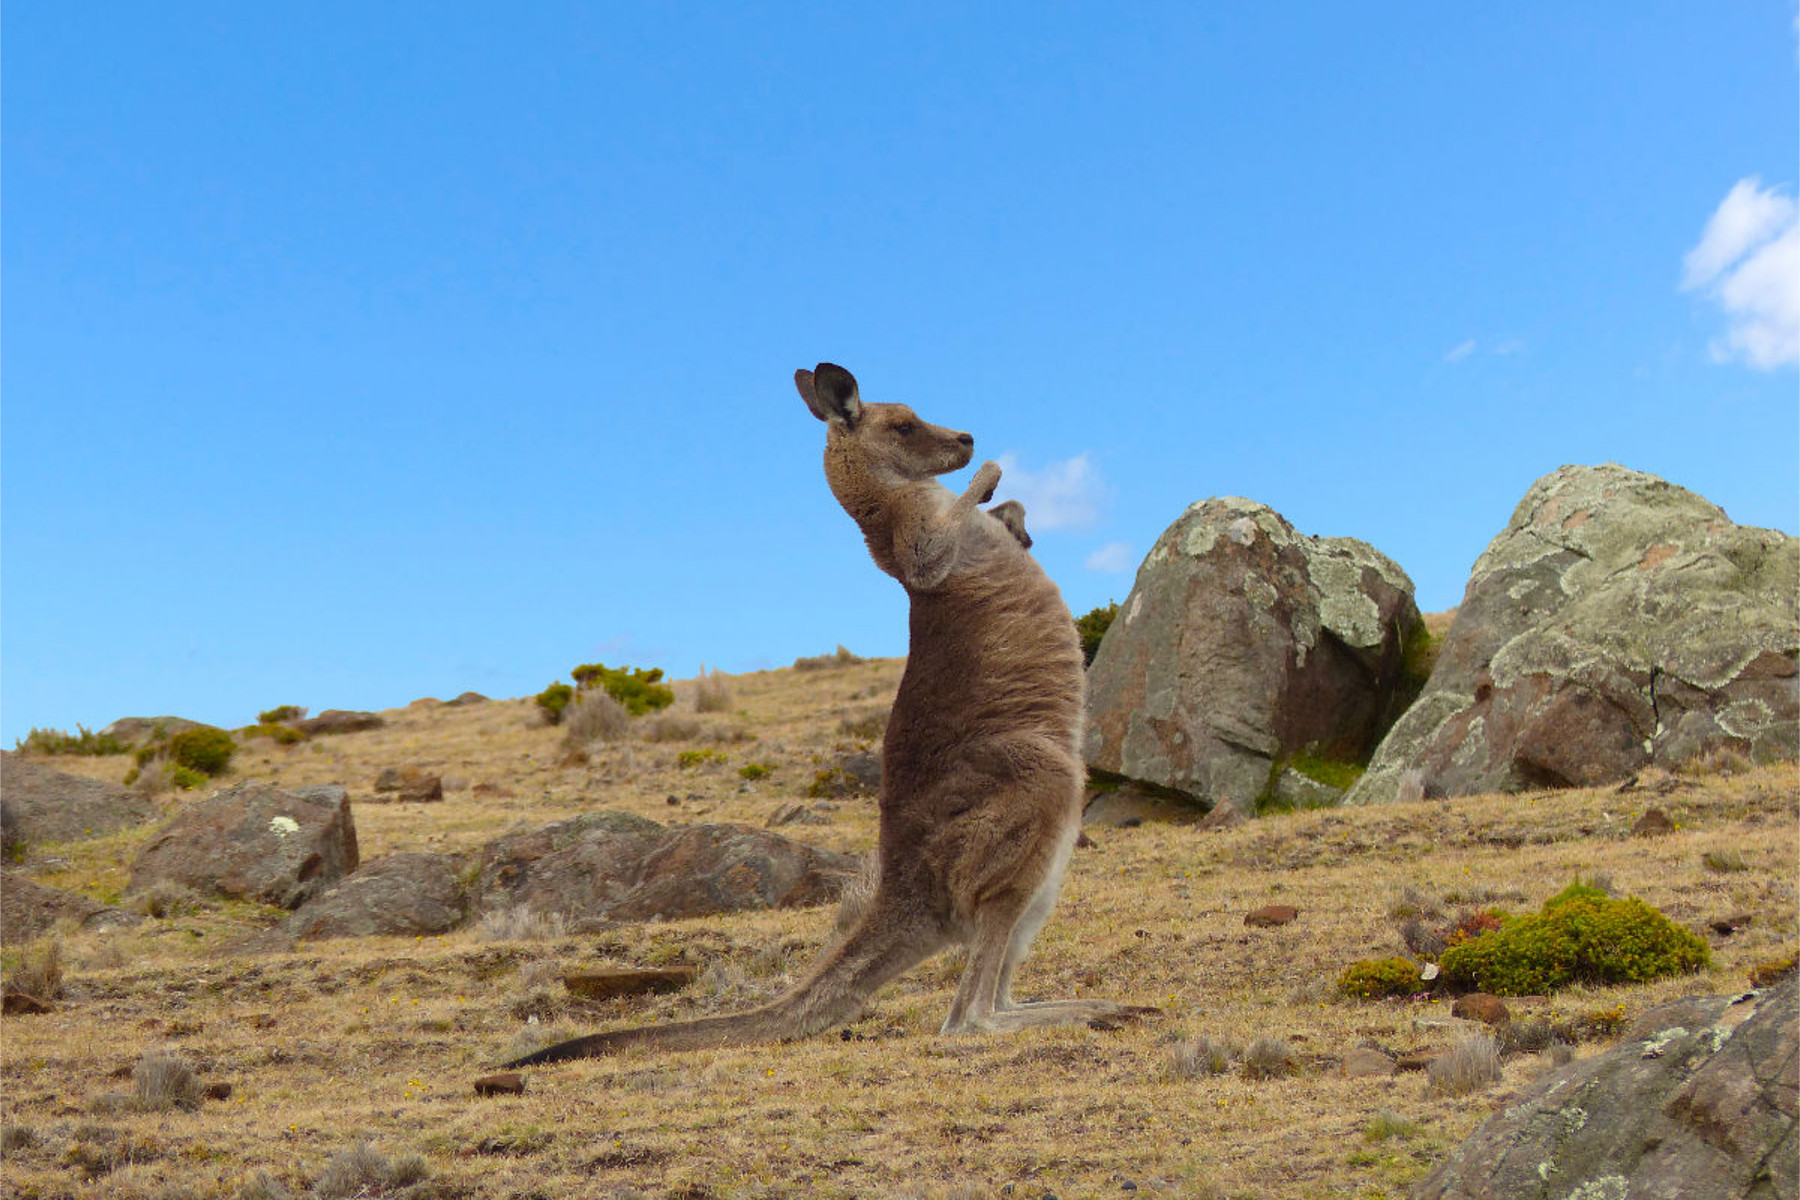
[1632,807,1676,837]
[1245,904,1300,928]
[1452,993,1512,1026]
[1199,801,1246,832]
[562,967,698,1000]
[472,1072,525,1097]
[1341,1047,1397,1077]
[768,803,828,828]
[1396,1050,1440,1072]
[1,992,54,1015]
[1709,913,1755,936]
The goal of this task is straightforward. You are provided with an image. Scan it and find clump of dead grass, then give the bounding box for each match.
[794,645,865,670]
[1427,1033,1503,1096]
[692,667,733,714]
[3,939,64,1007]
[1364,1108,1420,1142]
[562,689,630,747]
[240,1170,295,1200]
[1167,1036,1236,1079]
[129,880,205,919]
[310,1141,428,1198]
[477,906,567,942]
[1241,1036,1298,1080]
[131,1051,205,1112]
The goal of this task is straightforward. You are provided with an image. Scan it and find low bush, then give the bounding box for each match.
[168,727,235,776]
[13,725,128,756]
[1438,888,1709,996]
[1427,1033,1502,1096]
[692,667,733,714]
[572,663,675,715]
[563,689,630,745]
[1241,1036,1298,1080]
[738,762,775,781]
[1074,602,1119,666]
[535,682,576,725]
[257,705,306,725]
[794,645,865,670]
[169,765,209,791]
[131,1052,204,1112]
[1168,1036,1236,1079]
[1338,956,1422,999]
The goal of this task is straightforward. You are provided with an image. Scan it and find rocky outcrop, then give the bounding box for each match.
[472,811,856,925]
[298,710,386,736]
[0,753,160,847]
[1085,498,1422,813]
[128,782,359,909]
[1414,975,1797,1200]
[282,852,468,940]
[0,872,139,944]
[1350,465,1798,803]
[97,716,208,745]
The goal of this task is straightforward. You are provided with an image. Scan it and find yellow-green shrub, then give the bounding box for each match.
[1338,956,1422,999]
[1439,891,1708,996]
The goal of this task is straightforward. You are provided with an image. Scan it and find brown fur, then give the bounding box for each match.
[501,363,1145,1068]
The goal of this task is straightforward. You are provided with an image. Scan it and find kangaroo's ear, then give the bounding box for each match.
[799,362,862,428]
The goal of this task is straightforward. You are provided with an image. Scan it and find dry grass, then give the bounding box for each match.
[4,661,1795,1199]
[1426,1033,1503,1097]
[560,688,630,747]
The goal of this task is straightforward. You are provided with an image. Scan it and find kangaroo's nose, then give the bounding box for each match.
[956,432,973,447]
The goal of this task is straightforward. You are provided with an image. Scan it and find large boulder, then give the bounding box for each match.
[1,872,139,944]
[97,716,209,746]
[298,710,386,736]
[1349,464,1798,803]
[0,753,161,848]
[473,811,856,925]
[128,782,359,909]
[1413,974,1798,1200]
[282,852,469,940]
[1084,498,1422,813]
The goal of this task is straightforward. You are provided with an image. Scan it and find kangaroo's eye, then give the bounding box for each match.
[894,422,917,436]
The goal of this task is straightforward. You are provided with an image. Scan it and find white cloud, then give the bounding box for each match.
[1682,177,1800,369]
[1443,339,1477,363]
[1492,338,1528,357]
[1084,541,1136,573]
[992,452,1106,531]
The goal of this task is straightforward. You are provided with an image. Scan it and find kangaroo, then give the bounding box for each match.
[502,363,1144,1067]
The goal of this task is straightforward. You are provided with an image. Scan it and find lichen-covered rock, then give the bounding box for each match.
[1413,975,1797,1200]
[282,852,468,940]
[1084,498,1422,813]
[1348,464,1798,803]
[0,753,161,848]
[472,811,856,924]
[128,781,359,909]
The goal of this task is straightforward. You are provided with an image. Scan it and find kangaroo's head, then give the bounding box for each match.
[795,364,974,509]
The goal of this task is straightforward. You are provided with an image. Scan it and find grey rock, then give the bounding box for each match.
[1414,975,1797,1200]
[297,710,386,736]
[97,716,208,745]
[128,781,359,909]
[282,852,468,940]
[1349,464,1798,803]
[1084,497,1422,812]
[473,810,856,924]
[0,753,161,847]
[0,871,140,944]
[448,691,490,706]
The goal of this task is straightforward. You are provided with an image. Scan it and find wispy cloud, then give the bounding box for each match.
[1682,177,1800,369]
[1492,337,1528,357]
[1084,541,1136,573]
[1443,339,1477,363]
[992,452,1107,531]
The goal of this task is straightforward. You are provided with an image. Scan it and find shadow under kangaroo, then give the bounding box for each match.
[503,363,1150,1066]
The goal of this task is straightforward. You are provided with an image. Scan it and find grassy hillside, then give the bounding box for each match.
[3,658,1795,1199]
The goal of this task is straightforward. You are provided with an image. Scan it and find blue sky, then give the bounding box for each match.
[4,3,1796,745]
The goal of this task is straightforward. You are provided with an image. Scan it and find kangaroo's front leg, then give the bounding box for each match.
[895,461,1002,591]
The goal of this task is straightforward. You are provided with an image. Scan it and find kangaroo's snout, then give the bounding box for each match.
[956,432,973,447]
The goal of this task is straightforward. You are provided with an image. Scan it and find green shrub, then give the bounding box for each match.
[1439,892,1709,996]
[257,705,306,725]
[535,682,576,725]
[678,749,728,769]
[1074,602,1119,667]
[570,663,675,715]
[1338,956,1423,999]
[737,762,775,781]
[169,765,208,791]
[167,728,235,777]
[13,725,128,756]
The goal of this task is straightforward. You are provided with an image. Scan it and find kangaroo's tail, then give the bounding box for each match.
[500,907,940,1067]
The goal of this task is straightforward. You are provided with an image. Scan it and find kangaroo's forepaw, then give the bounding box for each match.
[969,460,1002,505]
